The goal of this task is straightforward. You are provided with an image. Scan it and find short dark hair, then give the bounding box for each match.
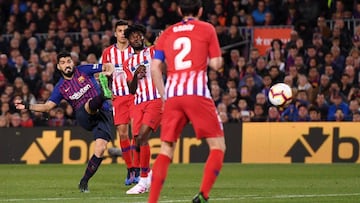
[114,20,128,30]
[308,105,320,113]
[179,0,202,16]
[124,24,146,39]
[57,51,71,63]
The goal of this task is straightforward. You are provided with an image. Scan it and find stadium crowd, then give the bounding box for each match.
[1,0,360,127]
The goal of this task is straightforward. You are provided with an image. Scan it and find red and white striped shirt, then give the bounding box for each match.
[101,44,134,96]
[124,46,161,104]
[165,70,211,99]
[154,19,221,100]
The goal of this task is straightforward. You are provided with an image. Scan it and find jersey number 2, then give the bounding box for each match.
[174,37,191,70]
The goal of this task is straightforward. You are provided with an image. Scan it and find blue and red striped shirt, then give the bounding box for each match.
[49,64,106,111]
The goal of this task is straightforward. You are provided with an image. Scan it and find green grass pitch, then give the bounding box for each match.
[1,163,360,203]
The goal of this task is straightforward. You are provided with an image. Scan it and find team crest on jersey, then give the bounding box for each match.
[78,76,85,83]
[144,50,150,57]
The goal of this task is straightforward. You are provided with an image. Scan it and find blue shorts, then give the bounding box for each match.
[76,105,114,141]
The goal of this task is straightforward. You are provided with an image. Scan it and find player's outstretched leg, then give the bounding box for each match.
[99,73,112,99]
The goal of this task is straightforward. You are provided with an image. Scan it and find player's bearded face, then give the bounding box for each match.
[129,32,144,51]
[58,57,75,78]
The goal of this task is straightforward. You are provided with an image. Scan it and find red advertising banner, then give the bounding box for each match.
[253,27,292,56]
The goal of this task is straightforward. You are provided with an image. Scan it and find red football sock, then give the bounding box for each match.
[120,139,132,168]
[140,144,150,177]
[200,149,224,199]
[132,138,140,168]
[148,154,171,203]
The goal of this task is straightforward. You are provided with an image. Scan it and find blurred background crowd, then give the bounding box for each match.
[1,0,360,127]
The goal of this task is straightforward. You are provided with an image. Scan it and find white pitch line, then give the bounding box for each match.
[1,193,360,202]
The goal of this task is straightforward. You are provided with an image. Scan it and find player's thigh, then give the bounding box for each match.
[131,103,145,136]
[184,96,224,139]
[113,95,134,125]
[143,99,162,131]
[160,98,188,142]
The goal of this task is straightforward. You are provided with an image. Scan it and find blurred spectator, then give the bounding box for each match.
[267,106,281,122]
[228,106,240,123]
[20,109,34,127]
[0,102,10,116]
[295,104,310,121]
[308,105,322,121]
[348,99,360,120]
[9,112,21,127]
[255,57,268,77]
[266,39,285,61]
[240,110,251,122]
[21,83,36,105]
[327,93,349,121]
[251,0,270,25]
[352,110,360,121]
[48,107,66,127]
[0,115,9,127]
[217,103,229,123]
[251,103,267,122]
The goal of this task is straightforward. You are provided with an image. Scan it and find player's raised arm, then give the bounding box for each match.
[14,99,57,112]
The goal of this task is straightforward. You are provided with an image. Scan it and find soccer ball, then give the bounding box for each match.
[268,83,293,106]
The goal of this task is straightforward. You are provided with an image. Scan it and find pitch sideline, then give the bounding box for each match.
[2,192,360,202]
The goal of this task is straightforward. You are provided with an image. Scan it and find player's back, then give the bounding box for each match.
[156,19,221,99]
[160,19,220,74]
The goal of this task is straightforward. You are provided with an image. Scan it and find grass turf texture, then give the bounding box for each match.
[1,163,360,203]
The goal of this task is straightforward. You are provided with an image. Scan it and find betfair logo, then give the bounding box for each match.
[286,127,360,163]
[285,128,329,163]
[21,131,61,164]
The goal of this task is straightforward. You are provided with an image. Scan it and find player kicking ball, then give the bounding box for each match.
[14,52,114,193]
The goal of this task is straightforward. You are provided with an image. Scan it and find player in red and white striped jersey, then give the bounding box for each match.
[123,24,162,195]
[124,46,160,104]
[101,20,139,186]
[149,0,226,202]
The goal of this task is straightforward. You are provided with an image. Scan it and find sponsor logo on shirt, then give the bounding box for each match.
[69,84,91,100]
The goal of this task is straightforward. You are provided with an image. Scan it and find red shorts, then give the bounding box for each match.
[112,95,135,125]
[160,95,224,142]
[132,98,162,135]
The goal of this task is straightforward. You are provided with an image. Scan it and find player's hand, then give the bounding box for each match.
[135,65,146,79]
[14,99,25,110]
[102,63,115,76]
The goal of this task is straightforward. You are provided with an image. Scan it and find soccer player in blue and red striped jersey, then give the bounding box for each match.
[149,0,226,202]
[14,52,115,193]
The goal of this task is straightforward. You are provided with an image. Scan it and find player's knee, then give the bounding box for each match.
[135,134,149,146]
[208,137,226,152]
[119,133,129,140]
